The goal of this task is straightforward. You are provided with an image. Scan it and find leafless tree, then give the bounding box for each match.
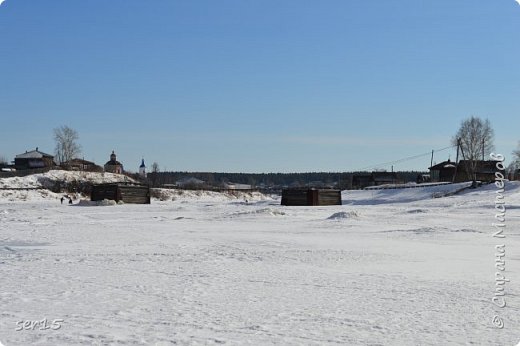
[149,162,160,187]
[452,116,494,181]
[508,142,520,179]
[0,155,7,165]
[513,141,520,163]
[53,126,81,164]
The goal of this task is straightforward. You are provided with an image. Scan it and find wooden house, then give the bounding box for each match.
[222,182,253,190]
[14,148,55,170]
[352,172,399,189]
[91,182,151,204]
[281,188,342,206]
[429,160,504,183]
[61,158,103,172]
[428,160,457,182]
[509,168,520,181]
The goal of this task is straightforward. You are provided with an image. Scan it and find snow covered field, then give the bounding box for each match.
[1,176,519,345]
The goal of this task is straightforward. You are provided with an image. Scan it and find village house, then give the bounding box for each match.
[14,147,55,170]
[61,158,103,172]
[222,182,253,190]
[429,159,504,183]
[352,171,400,189]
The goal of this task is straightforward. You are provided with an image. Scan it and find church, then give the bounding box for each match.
[104,151,124,174]
[139,159,146,178]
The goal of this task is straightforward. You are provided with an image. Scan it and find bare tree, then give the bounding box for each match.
[508,141,520,179]
[53,126,81,164]
[0,155,7,166]
[149,162,160,187]
[513,141,520,163]
[452,116,494,181]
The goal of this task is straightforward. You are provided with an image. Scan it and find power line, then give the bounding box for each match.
[354,145,457,171]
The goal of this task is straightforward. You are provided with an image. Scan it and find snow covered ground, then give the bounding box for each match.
[0,170,135,201]
[1,175,519,345]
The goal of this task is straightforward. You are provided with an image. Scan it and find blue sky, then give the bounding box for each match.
[1,0,519,173]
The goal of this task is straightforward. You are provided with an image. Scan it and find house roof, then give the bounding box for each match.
[429,160,456,170]
[15,148,54,159]
[62,159,99,167]
[430,160,504,171]
[63,158,98,166]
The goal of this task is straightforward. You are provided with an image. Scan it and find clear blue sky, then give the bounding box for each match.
[1,0,519,173]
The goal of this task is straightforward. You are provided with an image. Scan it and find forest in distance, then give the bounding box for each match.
[146,170,428,190]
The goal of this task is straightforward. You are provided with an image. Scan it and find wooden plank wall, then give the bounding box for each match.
[119,185,151,204]
[317,190,342,206]
[281,189,342,206]
[91,184,119,202]
[281,189,308,206]
[91,184,150,204]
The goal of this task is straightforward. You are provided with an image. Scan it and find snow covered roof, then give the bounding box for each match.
[15,148,54,159]
[429,160,455,170]
[63,158,97,165]
[223,182,252,190]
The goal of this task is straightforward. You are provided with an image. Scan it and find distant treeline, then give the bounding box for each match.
[146,171,428,190]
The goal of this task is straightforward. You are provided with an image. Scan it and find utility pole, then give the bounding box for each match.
[482,138,485,161]
[452,138,461,183]
[455,139,460,164]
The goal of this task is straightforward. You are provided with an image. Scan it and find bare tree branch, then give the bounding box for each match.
[451,116,495,181]
[53,126,81,164]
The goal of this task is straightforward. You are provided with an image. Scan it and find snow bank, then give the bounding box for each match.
[343,182,473,205]
[77,199,119,207]
[229,207,286,218]
[0,170,135,201]
[0,170,134,190]
[327,211,359,220]
[151,188,272,203]
[0,188,61,202]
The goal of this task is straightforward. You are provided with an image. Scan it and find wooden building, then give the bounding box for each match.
[281,188,342,206]
[222,182,253,190]
[429,160,504,183]
[352,172,399,189]
[509,168,520,181]
[14,148,55,170]
[91,182,151,204]
[428,160,457,182]
[61,158,103,172]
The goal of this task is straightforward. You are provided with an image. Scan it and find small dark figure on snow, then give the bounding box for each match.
[68,197,73,205]
[60,197,64,204]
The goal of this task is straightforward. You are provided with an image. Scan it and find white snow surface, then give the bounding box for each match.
[1,175,520,345]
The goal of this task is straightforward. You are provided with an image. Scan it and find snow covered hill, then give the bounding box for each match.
[0,170,135,201]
